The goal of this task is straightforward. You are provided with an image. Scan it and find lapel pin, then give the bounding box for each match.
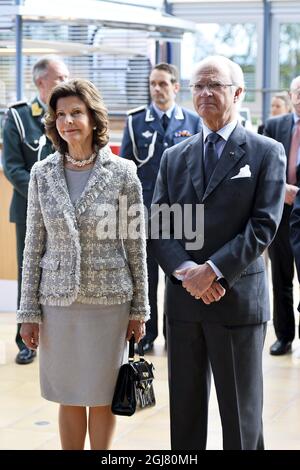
[230,152,235,157]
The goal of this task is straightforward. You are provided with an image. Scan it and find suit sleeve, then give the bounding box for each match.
[122,162,150,321]
[2,109,30,199]
[290,191,300,285]
[210,141,286,287]
[148,150,193,278]
[16,164,46,323]
[263,119,273,138]
[119,118,135,161]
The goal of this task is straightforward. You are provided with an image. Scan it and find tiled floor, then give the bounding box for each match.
[1,274,300,449]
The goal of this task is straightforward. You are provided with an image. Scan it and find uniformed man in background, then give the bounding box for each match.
[120,62,202,352]
[2,55,69,364]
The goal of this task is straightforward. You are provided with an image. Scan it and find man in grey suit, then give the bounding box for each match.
[149,56,286,449]
[264,76,300,356]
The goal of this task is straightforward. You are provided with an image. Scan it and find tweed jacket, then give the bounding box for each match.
[17,144,150,324]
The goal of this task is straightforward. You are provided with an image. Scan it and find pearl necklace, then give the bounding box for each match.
[65,151,97,167]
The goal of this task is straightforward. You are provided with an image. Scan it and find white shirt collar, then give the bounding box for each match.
[203,119,238,142]
[152,102,176,119]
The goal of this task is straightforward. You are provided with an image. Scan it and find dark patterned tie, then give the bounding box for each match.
[161,113,169,131]
[204,132,220,188]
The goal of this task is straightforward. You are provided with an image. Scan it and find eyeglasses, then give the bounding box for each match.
[189,82,234,94]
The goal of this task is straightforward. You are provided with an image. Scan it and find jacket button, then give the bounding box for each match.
[164,142,168,147]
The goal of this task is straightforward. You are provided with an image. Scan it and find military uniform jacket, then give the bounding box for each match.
[2,97,53,224]
[120,103,202,208]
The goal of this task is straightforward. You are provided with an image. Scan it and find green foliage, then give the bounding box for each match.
[279,23,300,88]
[194,23,257,102]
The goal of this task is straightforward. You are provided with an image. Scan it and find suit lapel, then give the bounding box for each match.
[184,132,205,202]
[202,124,246,201]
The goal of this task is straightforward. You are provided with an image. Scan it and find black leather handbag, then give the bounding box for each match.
[111,336,155,416]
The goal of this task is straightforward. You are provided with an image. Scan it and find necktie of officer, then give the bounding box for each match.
[161,113,169,131]
[288,120,300,185]
[204,132,220,188]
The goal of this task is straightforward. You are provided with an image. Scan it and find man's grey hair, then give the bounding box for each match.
[32,55,65,85]
[290,76,300,92]
[192,55,245,89]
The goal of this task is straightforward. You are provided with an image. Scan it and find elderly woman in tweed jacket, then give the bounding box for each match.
[17,79,150,450]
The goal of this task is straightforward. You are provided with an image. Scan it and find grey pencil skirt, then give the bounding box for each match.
[39,301,130,407]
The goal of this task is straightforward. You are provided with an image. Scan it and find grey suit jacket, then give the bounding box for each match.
[149,123,286,325]
[264,112,294,181]
[17,145,150,324]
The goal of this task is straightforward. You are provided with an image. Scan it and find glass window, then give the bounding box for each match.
[181,23,257,103]
[279,23,300,89]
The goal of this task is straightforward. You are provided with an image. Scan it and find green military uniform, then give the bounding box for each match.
[2,97,53,350]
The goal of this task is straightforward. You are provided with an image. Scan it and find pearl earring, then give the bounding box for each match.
[93,126,97,130]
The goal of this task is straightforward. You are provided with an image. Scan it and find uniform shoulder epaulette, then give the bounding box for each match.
[9,100,28,109]
[127,105,147,116]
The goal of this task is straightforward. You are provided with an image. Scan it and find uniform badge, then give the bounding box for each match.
[142,130,153,139]
[174,130,192,137]
[31,102,43,116]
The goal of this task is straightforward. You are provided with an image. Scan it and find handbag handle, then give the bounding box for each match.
[128,336,145,362]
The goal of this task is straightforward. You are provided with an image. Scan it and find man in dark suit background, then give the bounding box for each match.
[290,189,300,300]
[149,56,286,449]
[120,63,201,352]
[264,76,300,356]
[2,56,69,364]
